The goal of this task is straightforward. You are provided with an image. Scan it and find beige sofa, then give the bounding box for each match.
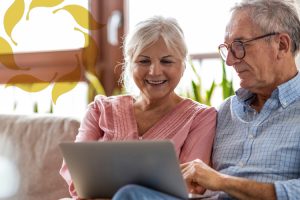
[0,114,80,200]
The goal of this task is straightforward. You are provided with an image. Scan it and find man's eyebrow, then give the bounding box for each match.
[225,35,247,42]
[233,36,248,41]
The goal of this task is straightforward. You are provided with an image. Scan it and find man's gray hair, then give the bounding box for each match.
[231,0,300,56]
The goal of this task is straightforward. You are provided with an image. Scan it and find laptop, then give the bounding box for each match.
[59,140,209,199]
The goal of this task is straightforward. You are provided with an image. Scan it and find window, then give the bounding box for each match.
[127,0,240,106]
[128,0,237,54]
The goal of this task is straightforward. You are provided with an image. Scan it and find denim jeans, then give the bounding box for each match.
[112,184,183,200]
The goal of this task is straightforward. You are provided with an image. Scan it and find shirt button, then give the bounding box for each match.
[238,162,244,167]
[248,134,254,139]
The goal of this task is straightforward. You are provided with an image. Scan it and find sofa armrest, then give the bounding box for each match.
[0,114,80,200]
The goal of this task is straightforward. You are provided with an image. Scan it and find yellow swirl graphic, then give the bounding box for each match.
[0,37,29,70]
[5,73,57,92]
[52,55,81,104]
[74,27,98,74]
[4,0,25,45]
[53,5,105,30]
[26,0,64,20]
[1,1,104,104]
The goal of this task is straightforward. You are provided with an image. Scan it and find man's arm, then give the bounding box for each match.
[181,159,276,200]
[221,175,276,200]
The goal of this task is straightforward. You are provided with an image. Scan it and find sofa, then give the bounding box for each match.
[0,114,80,200]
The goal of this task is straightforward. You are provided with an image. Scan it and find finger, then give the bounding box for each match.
[180,159,200,169]
[185,178,196,193]
[180,161,191,169]
[187,178,201,193]
[193,185,204,194]
[181,165,190,174]
[181,159,203,173]
[183,168,197,187]
[182,164,195,177]
[182,161,198,174]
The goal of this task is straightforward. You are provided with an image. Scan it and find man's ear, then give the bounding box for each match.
[277,33,291,58]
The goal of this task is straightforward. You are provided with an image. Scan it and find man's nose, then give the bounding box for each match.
[226,50,241,66]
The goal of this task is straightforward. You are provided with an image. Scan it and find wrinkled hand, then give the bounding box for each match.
[181,159,224,193]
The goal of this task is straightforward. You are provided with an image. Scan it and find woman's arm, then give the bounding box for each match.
[179,106,217,164]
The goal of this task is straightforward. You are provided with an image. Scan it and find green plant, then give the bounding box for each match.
[187,60,216,106]
[221,61,235,99]
[186,60,234,106]
[48,102,53,113]
[33,102,38,113]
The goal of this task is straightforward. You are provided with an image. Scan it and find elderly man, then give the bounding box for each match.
[112,0,300,199]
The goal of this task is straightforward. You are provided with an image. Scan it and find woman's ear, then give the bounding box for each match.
[277,33,291,59]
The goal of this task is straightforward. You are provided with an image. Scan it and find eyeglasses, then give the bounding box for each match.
[218,32,279,61]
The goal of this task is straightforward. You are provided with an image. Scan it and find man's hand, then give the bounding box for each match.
[181,159,224,193]
[181,159,276,200]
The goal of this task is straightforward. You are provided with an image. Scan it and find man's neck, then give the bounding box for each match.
[250,64,298,112]
[250,95,268,112]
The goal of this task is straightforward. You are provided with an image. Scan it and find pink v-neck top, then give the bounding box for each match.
[60,95,217,198]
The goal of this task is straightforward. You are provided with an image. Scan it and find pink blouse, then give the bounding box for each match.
[60,95,216,198]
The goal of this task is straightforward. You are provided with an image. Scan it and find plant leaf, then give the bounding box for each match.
[189,60,202,83]
[192,80,201,103]
[205,80,216,106]
[51,55,82,104]
[26,0,64,20]
[226,80,235,98]
[4,0,25,45]
[0,37,29,70]
[74,27,98,74]
[53,5,105,30]
[33,102,38,113]
[221,60,229,99]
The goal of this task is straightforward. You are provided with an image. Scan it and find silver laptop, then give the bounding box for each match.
[59,140,209,199]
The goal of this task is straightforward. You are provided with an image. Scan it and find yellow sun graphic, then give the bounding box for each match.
[0,0,104,104]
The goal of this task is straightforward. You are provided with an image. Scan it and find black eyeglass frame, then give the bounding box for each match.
[218,32,280,60]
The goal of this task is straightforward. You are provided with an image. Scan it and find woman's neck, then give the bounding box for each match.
[134,93,183,112]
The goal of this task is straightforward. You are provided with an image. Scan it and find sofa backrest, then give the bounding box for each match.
[0,114,80,200]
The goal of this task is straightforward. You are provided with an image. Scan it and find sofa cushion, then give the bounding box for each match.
[0,114,80,200]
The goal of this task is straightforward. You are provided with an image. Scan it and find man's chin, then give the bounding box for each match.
[239,80,252,90]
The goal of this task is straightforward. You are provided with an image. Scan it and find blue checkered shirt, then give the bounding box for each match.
[212,72,300,200]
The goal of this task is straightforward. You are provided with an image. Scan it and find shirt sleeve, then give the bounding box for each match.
[274,179,300,200]
[59,96,105,198]
[179,106,217,164]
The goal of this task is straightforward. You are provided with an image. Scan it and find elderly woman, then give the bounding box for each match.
[60,16,216,199]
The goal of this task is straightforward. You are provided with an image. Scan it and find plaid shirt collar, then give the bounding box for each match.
[235,72,300,108]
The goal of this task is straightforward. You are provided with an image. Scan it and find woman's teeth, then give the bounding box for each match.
[146,80,167,85]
